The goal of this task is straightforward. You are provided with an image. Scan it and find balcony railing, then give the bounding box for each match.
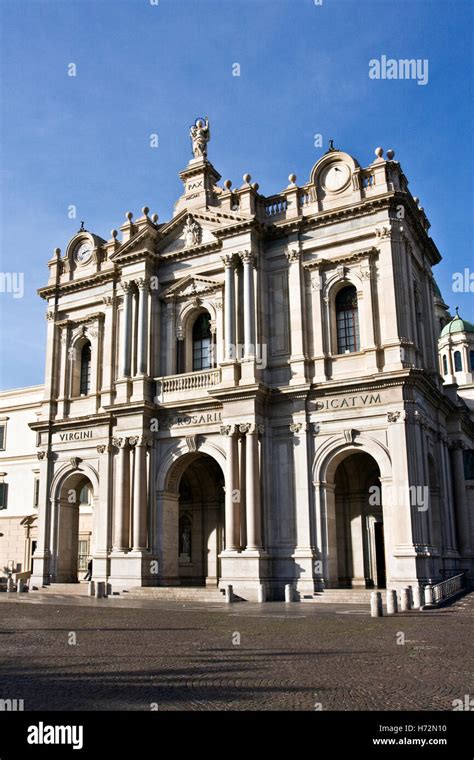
[155,368,222,401]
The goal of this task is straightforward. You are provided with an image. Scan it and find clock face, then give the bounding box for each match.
[74,241,93,264]
[322,162,351,192]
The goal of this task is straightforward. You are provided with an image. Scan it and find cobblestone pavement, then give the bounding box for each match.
[0,592,473,711]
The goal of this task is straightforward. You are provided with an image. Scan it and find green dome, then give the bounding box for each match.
[440,312,474,337]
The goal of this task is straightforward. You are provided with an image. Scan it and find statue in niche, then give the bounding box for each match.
[189,116,210,158]
[184,214,201,247]
[181,527,191,556]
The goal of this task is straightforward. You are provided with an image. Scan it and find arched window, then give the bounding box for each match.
[442,355,448,375]
[192,314,212,371]
[80,341,91,395]
[470,350,474,372]
[336,285,360,354]
[454,350,462,372]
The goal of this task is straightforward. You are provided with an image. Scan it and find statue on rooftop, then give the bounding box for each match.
[190,116,210,158]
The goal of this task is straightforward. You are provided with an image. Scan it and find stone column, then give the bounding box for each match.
[221,425,240,550]
[241,251,256,359]
[31,451,53,586]
[310,270,326,382]
[132,436,148,550]
[222,255,236,360]
[450,441,471,555]
[360,260,377,359]
[100,296,115,407]
[113,438,131,551]
[166,300,176,376]
[285,248,307,383]
[136,278,149,376]
[242,423,262,550]
[120,281,133,378]
[94,444,112,580]
[290,421,312,552]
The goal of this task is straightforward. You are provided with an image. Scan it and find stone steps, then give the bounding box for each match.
[30,583,90,596]
[301,590,375,604]
[125,586,225,601]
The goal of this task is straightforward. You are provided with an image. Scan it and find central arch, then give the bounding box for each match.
[156,443,226,587]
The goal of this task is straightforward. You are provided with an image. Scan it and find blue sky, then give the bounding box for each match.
[0,0,472,389]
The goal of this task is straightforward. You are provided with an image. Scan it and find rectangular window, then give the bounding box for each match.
[0,425,5,450]
[0,482,8,510]
[33,477,40,508]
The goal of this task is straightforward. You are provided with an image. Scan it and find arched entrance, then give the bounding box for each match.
[56,472,95,583]
[178,455,225,585]
[334,452,385,588]
[157,450,225,587]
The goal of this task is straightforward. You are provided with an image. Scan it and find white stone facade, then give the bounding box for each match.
[1,132,473,600]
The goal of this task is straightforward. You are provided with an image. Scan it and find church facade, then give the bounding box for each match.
[1,122,474,600]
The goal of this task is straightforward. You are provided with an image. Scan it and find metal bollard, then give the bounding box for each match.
[88,581,95,597]
[412,586,422,609]
[16,579,23,593]
[424,585,434,606]
[284,583,293,603]
[224,584,233,604]
[370,591,383,617]
[257,583,266,603]
[6,577,14,593]
[95,581,105,598]
[400,586,411,611]
[386,589,398,614]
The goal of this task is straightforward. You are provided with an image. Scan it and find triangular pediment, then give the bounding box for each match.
[156,210,220,256]
[160,274,223,301]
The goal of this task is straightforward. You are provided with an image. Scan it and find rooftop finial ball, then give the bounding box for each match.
[54,247,61,256]
[126,211,133,221]
[142,206,149,216]
[375,147,384,158]
[111,230,118,239]
[224,179,232,190]
[243,173,251,183]
[288,173,297,184]
[413,197,419,204]
[151,213,159,223]
[386,149,395,160]
[252,182,259,191]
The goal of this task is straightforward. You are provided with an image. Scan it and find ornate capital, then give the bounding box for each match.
[221,253,235,268]
[387,411,401,424]
[220,425,231,436]
[290,422,305,434]
[285,248,301,264]
[46,311,55,322]
[102,295,114,307]
[96,444,112,454]
[239,423,251,434]
[128,436,139,447]
[121,280,133,293]
[70,457,81,470]
[37,450,48,461]
[239,250,254,265]
[136,276,149,292]
[310,273,322,291]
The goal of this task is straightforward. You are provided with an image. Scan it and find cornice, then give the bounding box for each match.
[38,271,116,300]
